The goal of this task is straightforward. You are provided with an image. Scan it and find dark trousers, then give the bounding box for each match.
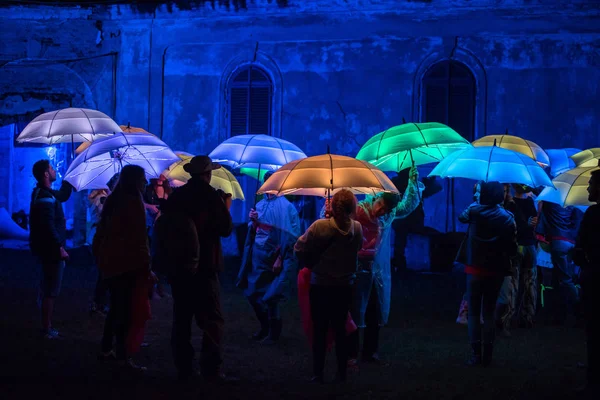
[101,271,137,359]
[467,274,504,344]
[310,284,352,379]
[348,281,380,359]
[581,273,598,384]
[171,272,224,377]
[93,271,109,307]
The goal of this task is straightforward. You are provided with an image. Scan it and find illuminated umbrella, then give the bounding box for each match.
[546,148,581,177]
[356,122,471,171]
[570,148,600,168]
[208,134,307,177]
[535,164,599,207]
[472,133,550,166]
[64,132,179,191]
[163,153,245,200]
[16,108,121,145]
[257,154,399,197]
[75,123,156,155]
[428,145,554,188]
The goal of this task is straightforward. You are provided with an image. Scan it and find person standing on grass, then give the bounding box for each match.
[93,165,154,372]
[456,181,517,367]
[295,189,363,383]
[29,159,73,339]
[573,169,600,398]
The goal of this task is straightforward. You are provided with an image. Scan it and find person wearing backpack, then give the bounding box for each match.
[159,155,233,382]
[29,160,73,339]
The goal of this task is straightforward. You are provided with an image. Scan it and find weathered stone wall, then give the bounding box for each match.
[1,0,599,233]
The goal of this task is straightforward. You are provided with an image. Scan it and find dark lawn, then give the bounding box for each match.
[0,247,587,400]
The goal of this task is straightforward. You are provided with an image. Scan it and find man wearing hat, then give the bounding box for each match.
[161,155,233,382]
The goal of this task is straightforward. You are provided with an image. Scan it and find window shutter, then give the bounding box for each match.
[249,87,271,135]
[230,87,248,136]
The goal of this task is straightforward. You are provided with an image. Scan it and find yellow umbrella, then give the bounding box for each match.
[472,133,550,166]
[570,148,600,168]
[257,153,399,197]
[75,124,156,155]
[163,153,245,200]
[535,166,599,207]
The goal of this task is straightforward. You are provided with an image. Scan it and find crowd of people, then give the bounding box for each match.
[26,155,598,395]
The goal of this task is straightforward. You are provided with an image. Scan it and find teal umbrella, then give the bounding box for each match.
[356,121,471,172]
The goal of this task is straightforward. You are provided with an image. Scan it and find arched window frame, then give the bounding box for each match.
[227,65,273,137]
[412,46,487,140]
[219,52,283,142]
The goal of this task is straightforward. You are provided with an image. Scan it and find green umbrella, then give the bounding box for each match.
[356,121,471,172]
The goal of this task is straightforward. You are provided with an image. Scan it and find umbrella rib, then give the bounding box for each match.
[79,108,97,135]
[485,146,495,182]
[236,135,257,166]
[275,160,303,196]
[363,160,389,193]
[130,145,161,177]
[413,123,429,147]
[273,137,289,164]
[78,161,115,190]
[375,128,390,160]
[47,108,62,138]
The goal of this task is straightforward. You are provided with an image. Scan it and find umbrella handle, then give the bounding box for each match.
[254,163,262,207]
[409,149,422,205]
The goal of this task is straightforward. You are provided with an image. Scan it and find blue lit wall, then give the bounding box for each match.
[1,1,599,244]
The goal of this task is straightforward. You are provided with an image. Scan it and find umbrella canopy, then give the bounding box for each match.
[16,108,121,145]
[535,166,599,207]
[257,154,399,197]
[356,122,470,171]
[546,148,581,177]
[75,124,156,155]
[472,134,550,166]
[208,134,307,175]
[64,132,179,191]
[428,146,554,188]
[570,148,600,168]
[163,154,245,200]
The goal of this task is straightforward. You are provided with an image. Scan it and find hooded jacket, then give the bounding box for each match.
[456,181,517,275]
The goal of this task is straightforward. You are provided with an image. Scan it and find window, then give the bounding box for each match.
[228,66,273,136]
[422,61,475,141]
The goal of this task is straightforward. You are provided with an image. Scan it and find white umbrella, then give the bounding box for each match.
[16,108,121,145]
[570,148,600,168]
[64,132,179,191]
[208,134,307,174]
[428,145,554,188]
[472,134,550,166]
[257,154,399,197]
[535,166,599,208]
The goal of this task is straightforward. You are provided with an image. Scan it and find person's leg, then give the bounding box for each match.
[247,294,269,340]
[519,245,538,327]
[482,276,505,366]
[170,280,196,379]
[456,292,469,325]
[550,240,579,323]
[92,271,109,313]
[41,261,65,336]
[348,270,372,362]
[362,281,381,361]
[466,274,483,365]
[332,286,352,381]
[581,275,598,389]
[262,301,282,345]
[310,285,328,382]
[111,272,136,361]
[197,273,225,378]
[101,277,116,354]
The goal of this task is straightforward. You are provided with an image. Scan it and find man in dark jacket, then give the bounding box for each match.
[29,159,73,339]
[163,155,233,382]
[457,181,517,366]
[536,200,583,324]
[573,169,600,397]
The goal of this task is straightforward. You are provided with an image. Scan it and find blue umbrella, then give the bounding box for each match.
[546,148,581,177]
[428,145,554,188]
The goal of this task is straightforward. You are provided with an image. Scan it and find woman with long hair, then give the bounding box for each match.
[93,165,153,371]
[295,189,363,383]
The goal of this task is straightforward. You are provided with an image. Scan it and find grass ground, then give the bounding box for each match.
[0,247,587,400]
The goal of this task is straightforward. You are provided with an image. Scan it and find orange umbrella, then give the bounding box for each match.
[75,123,156,154]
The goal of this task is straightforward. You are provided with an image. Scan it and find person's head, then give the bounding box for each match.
[479,181,505,206]
[588,170,600,203]
[116,165,147,195]
[263,170,274,183]
[331,189,357,224]
[32,159,56,186]
[371,192,400,218]
[503,184,513,203]
[183,155,221,183]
